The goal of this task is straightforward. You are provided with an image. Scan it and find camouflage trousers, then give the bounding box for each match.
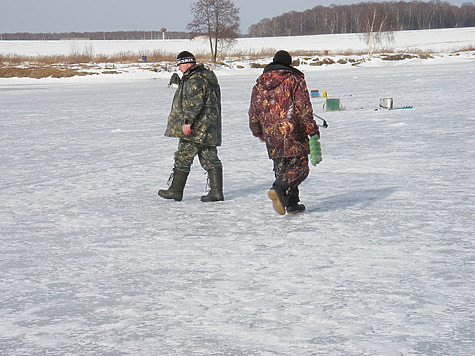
[174,139,222,172]
[272,155,310,200]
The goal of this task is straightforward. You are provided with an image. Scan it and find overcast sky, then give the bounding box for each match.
[0,0,471,34]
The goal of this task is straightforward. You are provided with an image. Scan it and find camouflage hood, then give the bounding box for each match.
[194,64,219,87]
[165,64,222,146]
[248,67,319,159]
[256,63,305,91]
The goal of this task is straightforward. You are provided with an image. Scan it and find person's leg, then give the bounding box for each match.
[268,158,290,215]
[277,156,309,188]
[286,186,305,214]
[158,140,198,201]
[269,156,309,214]
[198,146,224,202]
[284,156,309,213]
[174,139,200,172]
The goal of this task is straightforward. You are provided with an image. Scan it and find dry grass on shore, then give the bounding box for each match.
[0,47,472,79]
[0,65,92,79]
[0,50,178,65]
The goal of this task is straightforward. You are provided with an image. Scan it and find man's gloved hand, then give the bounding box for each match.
[309,135,322,165]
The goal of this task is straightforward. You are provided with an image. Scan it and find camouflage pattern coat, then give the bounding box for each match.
[165,64,222,146]
[249,64,319,159]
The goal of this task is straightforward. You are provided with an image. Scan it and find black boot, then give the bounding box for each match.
[286,195,305,214]
[158,169,189,201]
[267,183,288,215]
[201,167,224,202]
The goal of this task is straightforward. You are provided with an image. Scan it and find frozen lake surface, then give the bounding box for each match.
[1,60,474,355]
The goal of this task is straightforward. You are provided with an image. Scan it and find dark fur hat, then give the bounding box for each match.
[272,50,292,66]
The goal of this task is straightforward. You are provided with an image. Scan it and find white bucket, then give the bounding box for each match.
[380,98,394,109]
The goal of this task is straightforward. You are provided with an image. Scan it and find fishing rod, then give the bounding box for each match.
[313,113,328,128]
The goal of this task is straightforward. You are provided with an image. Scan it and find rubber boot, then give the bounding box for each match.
[267,184,288,215]
[158,169,189,201]
[201,167,224,202]
[286,195,305,214]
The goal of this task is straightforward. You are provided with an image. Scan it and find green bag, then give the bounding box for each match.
[309,135,322,165]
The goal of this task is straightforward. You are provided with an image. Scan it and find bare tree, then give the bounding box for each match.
[187,0,240,63]
[359,4,396,56]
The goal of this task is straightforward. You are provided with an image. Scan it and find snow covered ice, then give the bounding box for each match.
[1,32,474,355]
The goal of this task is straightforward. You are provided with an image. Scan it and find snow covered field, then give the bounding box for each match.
[1,27,474,57]
[1,29,474,355]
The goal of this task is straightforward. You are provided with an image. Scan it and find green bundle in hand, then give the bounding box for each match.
[309,135,322,165]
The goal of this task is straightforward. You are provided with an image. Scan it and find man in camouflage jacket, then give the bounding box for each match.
[249,50,320,215]
[158,51,223,202]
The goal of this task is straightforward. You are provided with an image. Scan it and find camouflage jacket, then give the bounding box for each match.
[165,64,222,146]
[249,64,319,159]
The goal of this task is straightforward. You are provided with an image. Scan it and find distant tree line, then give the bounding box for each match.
[2,1,474,41]
[248,1,475,37]
[0,30,191,41]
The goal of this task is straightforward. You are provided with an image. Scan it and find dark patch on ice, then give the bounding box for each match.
[0,85,48,91]
[223,182,271,200]
[307,187,397,212]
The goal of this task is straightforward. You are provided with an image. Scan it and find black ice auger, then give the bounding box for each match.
[313,113,328,128]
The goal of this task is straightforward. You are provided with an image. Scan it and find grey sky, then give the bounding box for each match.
[0,0,471,34]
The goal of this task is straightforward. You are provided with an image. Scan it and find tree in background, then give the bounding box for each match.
[187,0,240,63]
[359,3,396,56]
[248,1,474,38]
[188,0,240,63]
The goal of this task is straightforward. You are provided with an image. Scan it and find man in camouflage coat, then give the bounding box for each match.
[158,51,224,202]
[249,50,320,215]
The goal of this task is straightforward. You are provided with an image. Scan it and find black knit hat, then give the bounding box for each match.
[273,50,292,66]
[176,51,196,65]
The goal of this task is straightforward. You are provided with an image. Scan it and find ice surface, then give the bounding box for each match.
[0,36,474,355]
